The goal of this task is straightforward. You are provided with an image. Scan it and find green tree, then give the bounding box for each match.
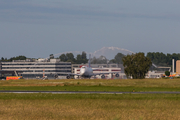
[49,54,54,59]
[59,54,67,62]
[81,51,88,63]
[165,71,170,76]
[109,53,125,64]
[91,56,108,64]
[9,55,26,61]
[75,52,88,64]
[98,56,108,64]
[17,55,26,60]
[109,59,116,64]
[147,52,166,66]
[123,52,152,79]
[91,57,98,64]
[1,57,4,61]
[66,53,75,63]
[147,52,180,72]
[114,53,125,64]
[76,54,83,64]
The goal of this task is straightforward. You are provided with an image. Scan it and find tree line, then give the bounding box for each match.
[59,52,125,64]
[0,56,27,62]
[0,52,89,64]
[146,52,180,67]
[1,52,179,66]
[59,52,88,64]
[1,52,179,79]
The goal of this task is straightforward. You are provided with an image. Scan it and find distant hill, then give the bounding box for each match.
[91,47,134,59]
[55,47,134,60]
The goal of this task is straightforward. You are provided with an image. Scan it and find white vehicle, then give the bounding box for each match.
[66,55,120,79]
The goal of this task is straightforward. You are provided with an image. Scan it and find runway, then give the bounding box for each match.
[1,91,180,94]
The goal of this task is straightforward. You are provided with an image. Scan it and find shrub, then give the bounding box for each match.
[165,71,170,76]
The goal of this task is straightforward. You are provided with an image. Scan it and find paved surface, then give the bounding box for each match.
[1,91,180,94]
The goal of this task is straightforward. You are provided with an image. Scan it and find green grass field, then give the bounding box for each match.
[1,93,180,120]
[1,78,180,92]
[1,79,180,120]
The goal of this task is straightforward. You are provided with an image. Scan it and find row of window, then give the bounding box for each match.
[2,67,71,69]
[22,70,70,72]
[34,70,71,72]
[22,74,67,78]
[1,63,71,65]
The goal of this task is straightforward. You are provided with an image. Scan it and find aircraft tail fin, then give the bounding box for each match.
[88,54,91,67]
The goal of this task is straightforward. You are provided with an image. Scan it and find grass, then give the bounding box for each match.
[1,78,180,92]
[2,78,180,87]
[1,79,180,119]
[1,86,180,92]
[1,93,180,120]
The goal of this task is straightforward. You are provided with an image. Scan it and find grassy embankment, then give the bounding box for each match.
[1,78,180,92]
[1,93,180,120]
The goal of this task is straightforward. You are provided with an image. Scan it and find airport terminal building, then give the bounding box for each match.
[0,61,124,79]
[0,59,71,79]
[1,58,175,79]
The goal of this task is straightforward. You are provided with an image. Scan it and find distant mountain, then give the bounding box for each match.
[91,47,134,59]
[55,47,134,60]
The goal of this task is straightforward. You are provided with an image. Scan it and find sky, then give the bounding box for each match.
[1,0,180,59]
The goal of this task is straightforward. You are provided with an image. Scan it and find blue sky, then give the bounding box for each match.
[1,0,180,58]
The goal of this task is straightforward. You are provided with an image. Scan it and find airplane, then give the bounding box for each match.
[66,55,120,79]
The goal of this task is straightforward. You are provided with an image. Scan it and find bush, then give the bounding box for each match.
[165,71,170,76]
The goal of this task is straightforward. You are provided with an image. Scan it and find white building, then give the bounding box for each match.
[1,59,71,79]
[146,71,164,78]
